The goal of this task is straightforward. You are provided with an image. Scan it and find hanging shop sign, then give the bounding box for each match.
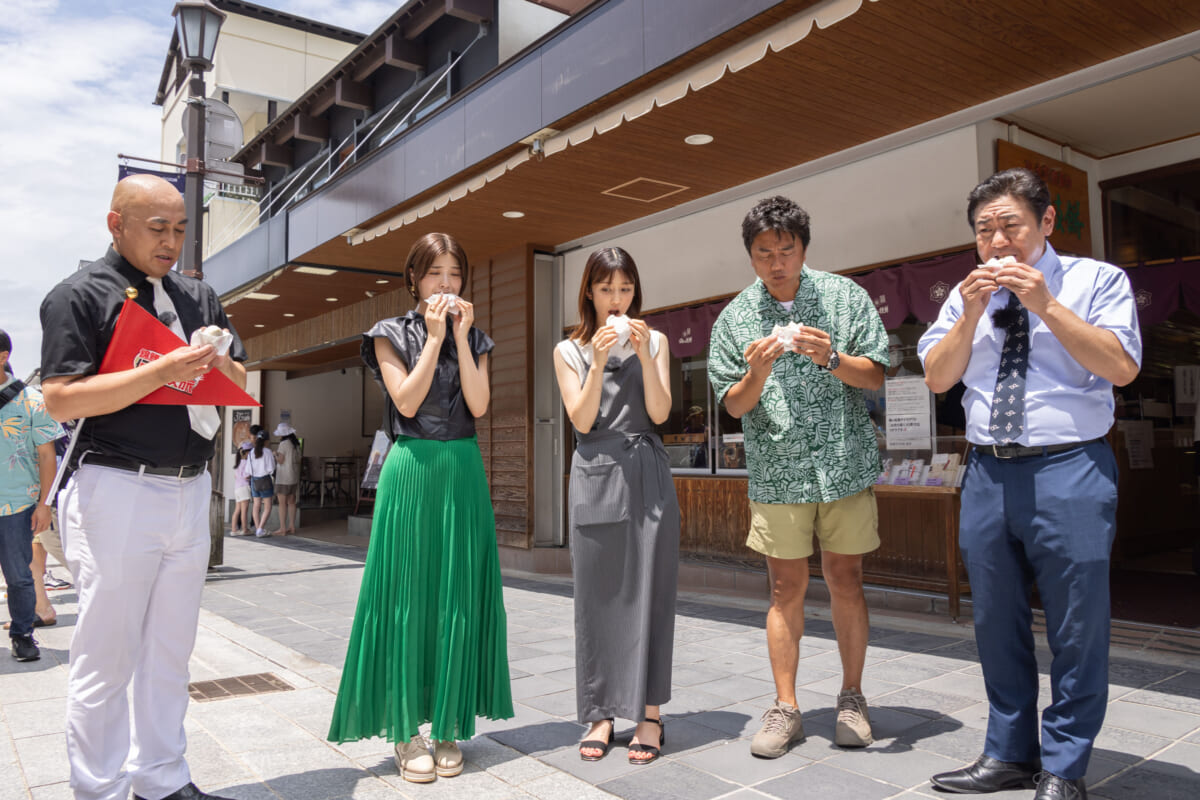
[996,140,1092,257]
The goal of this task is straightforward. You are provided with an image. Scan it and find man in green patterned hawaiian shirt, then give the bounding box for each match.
[709,196,888,758]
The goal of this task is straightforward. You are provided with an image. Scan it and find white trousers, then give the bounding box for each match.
[61,464,211,800]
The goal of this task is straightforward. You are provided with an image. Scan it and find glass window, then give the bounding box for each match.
[659,355,712,474]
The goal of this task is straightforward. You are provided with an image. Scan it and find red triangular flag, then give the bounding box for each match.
[97,298,260,407]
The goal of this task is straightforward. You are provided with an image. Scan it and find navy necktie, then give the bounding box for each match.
[989,292,1029,444]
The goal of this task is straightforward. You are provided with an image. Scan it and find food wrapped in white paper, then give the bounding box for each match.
[771,321,804,350]
[606,314,632,346]
[981,255,1017,271]
[189,324,233,357]
[428,292,461,315]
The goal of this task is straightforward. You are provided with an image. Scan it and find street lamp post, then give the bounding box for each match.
[172,0,225,280]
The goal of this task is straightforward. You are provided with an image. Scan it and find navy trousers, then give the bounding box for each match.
[0,507,36,638]
[960,440,1117,780]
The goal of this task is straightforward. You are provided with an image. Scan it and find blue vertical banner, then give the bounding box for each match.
[118,164,186,195]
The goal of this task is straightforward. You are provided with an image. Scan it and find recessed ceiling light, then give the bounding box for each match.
[254,324,265,328]
[502,210,525,219]
[295,266,337,276]
[283,313,295,317]
[325,297,338,302]
[684,134,714,146]
[375,279,390,284]
[244,292,279,301]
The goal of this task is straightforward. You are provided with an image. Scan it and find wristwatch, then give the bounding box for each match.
[820,349,840,371]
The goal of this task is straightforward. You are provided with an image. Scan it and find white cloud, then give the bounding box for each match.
[0,0,166,376]
[0,1,395,375]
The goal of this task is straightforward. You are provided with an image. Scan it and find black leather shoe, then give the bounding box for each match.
[1034,772,1087,800]
[11,635,40,662]
[134,783,236,800]
[931,754,1040,793]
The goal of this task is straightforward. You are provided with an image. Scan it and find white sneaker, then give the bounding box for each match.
[255,528,271,538]
[395,736,436,783]
[434,740,464,777]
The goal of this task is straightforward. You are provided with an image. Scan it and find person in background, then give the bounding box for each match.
[230,441,252,535]
[553,247,680,765]
[247,430,275,538]
[273,423,301,535]
[328,232,512,783]
[0,328,63,660]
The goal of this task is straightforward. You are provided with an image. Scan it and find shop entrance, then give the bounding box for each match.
[1104,160,1200,628]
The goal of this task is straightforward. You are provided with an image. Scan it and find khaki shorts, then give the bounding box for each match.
[275,483,298,497]
[747,487,880,560]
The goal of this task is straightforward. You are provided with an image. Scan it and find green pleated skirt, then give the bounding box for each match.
[328,435,513,743]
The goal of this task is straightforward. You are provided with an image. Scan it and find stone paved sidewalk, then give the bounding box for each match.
[3,533,1199,799]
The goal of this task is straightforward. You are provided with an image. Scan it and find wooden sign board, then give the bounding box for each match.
[996,140,1092,257]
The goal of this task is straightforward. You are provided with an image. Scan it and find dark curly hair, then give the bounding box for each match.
[741,195,811,253]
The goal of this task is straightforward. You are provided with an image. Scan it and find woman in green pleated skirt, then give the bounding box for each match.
[328,233,512,783]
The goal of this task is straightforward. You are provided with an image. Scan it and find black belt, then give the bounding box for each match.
[81,454,207,478]
[979,438,1101,460]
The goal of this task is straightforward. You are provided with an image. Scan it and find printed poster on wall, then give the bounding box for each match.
[885,376,933,451]
[1175,365,1200,417]
[1117,420,1154,470]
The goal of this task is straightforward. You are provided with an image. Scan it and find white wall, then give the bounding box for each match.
[499,0,567,63]
[261,367,372,463]
[563,127,980,322]
[160,13,358,162]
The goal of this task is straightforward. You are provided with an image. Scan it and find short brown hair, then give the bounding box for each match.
[571,246,643,342]
[404,233,469,300]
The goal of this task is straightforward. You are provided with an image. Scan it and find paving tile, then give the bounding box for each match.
[871,686,978,719]
[1103,699,1200,738]
[1107,659,1184,691]
[821,745,962,791]
[489,719,585,757]
[687,675,776,704]
[671,664,733,687]
[862,658,951,686]
[904,718,986,763]
[522,770,621,800]
[754,762,900,800]
[1092,725,1175,763]
[683,705,765,739]
[13,733,69,787]
[599,759,739,800]
[27,783,73,800]
[677,738,809,785]
[1092,761,1200,800]
[3,696,66,740]
[507,653,576,675]
[660,685,734,716]
[1118,686,1200,715]
[508,673,574,700]
[519,688,578,718]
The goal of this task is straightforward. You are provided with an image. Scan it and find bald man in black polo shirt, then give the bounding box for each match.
[40,175,247,800]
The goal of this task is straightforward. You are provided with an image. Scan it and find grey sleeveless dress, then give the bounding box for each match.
[566,342,680,723]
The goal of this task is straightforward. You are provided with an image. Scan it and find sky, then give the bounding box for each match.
[0,0,397,379]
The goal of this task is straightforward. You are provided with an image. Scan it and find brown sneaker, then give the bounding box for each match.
[394,736,436,783]
[750,700,805,758]
[835,688,874,747]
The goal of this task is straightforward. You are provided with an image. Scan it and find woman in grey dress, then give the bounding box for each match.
[552,247,680,765]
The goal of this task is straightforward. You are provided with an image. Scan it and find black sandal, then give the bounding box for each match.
[579,718,615,761]
[628,718,665,765]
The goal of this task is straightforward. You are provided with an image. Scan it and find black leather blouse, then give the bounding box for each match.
[362,311,495,441]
